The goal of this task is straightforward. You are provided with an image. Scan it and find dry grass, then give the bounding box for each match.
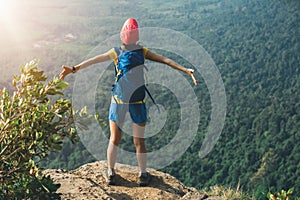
[202,184,255,200]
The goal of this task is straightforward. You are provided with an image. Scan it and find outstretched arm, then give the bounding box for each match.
[145,50,197,86]
[59,52,111,80]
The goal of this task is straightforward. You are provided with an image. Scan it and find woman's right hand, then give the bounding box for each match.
[59,65,73,80]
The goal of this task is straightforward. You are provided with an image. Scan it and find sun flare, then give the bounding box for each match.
[0,0,16,22]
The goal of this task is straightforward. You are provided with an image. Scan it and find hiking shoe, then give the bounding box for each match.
[107,174,116,186]
[139,172,152,186]
[106,169,116,186]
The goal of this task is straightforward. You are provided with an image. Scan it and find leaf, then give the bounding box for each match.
[36,131,43,140]
[0,112,4,120]
[51,143,63,150]
[12,79,17,88]
[267,192,272,199]
[24,60,38,73]
[281,189,287,198]
[41,182,50,193]
[54,112,63,118]
[45,88,57,95]
[52,135,61,143]
[287,188,294,195]
[56,91,64,96]
[267,192,277,200]
[79,106,88,116]
[31,71,47,82]
[55,79,69,91]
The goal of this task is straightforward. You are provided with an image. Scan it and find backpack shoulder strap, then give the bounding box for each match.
[145,87,160,113]
[113,47,122,79]
[114,46,121,56]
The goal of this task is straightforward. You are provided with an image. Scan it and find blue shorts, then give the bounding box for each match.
[109,102,147,124]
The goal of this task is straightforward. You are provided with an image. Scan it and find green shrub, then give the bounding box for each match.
[267,188,300,200]
[0,60,77,199]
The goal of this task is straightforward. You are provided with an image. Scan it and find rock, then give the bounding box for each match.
[43,160,206,200]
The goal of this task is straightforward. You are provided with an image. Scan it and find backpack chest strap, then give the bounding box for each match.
[112,96,146,104]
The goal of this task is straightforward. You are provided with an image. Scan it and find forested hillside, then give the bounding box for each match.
[1,0,299,199]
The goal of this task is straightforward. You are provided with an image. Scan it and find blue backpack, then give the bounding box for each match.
[112,46,148,103]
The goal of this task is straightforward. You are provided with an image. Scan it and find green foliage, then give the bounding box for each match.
[267,188,300,200]
[0,60,77,199]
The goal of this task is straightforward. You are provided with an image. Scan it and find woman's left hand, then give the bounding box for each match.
[186,69,197,86]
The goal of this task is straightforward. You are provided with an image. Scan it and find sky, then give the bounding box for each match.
[0,0,123,85]
[0,0,79,83]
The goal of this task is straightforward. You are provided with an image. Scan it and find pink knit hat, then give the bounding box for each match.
[120,18,139,45]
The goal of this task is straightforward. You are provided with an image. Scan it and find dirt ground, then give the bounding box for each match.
[43,161,210,200]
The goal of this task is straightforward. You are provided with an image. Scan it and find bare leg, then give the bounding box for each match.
[107,120,122,173]
[133,122,147,172]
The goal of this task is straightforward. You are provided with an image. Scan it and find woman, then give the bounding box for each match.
[59,18,197,186]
